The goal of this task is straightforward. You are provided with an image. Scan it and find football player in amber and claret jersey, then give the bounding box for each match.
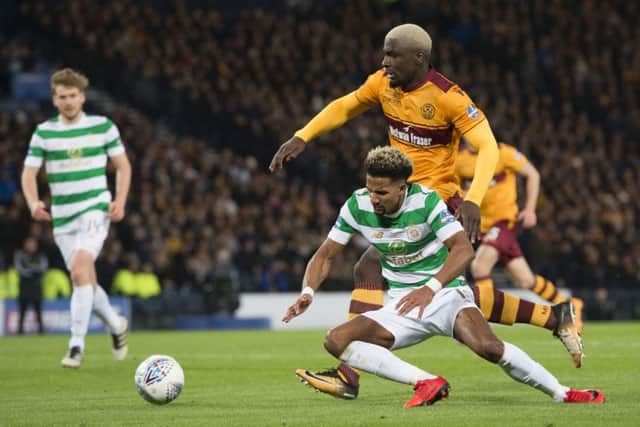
[457,141,584,366]
[269,24,582,400]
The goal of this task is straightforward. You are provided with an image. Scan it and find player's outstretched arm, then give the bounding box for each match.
[457,120,499,242]
[269,136,307,172]
[269,92,370,172]
[516,161,540,228]
[282,238,345,323]
[21,165,51,222]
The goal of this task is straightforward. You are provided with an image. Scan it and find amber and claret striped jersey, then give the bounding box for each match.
[456,143,528,233]
[355,67,487,201]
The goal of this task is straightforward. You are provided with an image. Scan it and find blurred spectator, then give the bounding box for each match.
[0,166,18,203]
[42,268,71,300]
[203,248,240,313]
[585,287,616,321]
[95,239,122,295]
[136,262,162,298]
[14,236,48,334]
[0,0,637,298]
[259,261,290,292]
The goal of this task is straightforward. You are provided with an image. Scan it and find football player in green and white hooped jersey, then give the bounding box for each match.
[283,146,604,406]
[329,178,468,296]
[21,68,131,368]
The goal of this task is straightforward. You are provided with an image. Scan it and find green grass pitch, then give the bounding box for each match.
[1,322,638,426]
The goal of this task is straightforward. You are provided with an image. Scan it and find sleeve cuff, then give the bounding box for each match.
[327,229,351,245]
[436,222,464,242]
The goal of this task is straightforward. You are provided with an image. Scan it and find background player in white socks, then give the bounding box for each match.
[21,68,131,368]
[283,146,603,406]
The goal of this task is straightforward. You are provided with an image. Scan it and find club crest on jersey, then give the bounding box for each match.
[466,104,480,119]
[420,103,435,119]
[407,226,422,241]
[439,210,456,225]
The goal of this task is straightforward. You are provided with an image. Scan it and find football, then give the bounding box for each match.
[134,355,185,405]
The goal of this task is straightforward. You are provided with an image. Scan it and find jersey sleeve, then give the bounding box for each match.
[327,197,358,245]
[354,70,384,107]
[24,131,45,168]
[499,144,528,172]
[440,86,486,134]
[424,192,464,242]
[104,120,125,157]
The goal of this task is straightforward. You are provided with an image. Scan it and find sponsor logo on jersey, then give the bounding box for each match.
[334,217,348,229]
[466,104,480,119]
[384,250,426,266]
[439,210,456,224]
[388,124,433,147]
[385,116,452,147]
[59,158,92,170]
[388,241,407,255]
[373,231,384,239]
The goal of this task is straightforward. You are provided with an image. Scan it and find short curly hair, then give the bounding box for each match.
[365,146,413,181]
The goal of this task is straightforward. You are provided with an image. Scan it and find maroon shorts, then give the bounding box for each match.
[481,220,523,265]
[445,193,463,215]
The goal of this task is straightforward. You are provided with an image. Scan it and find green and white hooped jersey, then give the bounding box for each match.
[24,113,124,234]
[328,183,467,291]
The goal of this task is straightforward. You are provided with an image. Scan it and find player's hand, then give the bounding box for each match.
[517,209,537,229]
[269,136,306,172]
[282,294,313,323]
[395,286,435,318]
[456,200,481,243]
[30,200,52,222]
[109,200,126,222]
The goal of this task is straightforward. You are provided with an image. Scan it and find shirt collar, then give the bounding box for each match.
[403,66,437,92]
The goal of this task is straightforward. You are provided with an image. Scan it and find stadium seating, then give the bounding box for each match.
[0,1,637,315]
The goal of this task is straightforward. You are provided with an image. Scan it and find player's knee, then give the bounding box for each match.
[470,258,490,278]
[476,338,505,363]
[324,327,350,358]
[69,265,85,286]
[513,272,535,289]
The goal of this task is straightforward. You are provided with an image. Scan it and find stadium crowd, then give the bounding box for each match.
[1,0,638,305]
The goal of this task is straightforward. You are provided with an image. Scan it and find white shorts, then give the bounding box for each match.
[363,286,479,350]
[53,210,110,270]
